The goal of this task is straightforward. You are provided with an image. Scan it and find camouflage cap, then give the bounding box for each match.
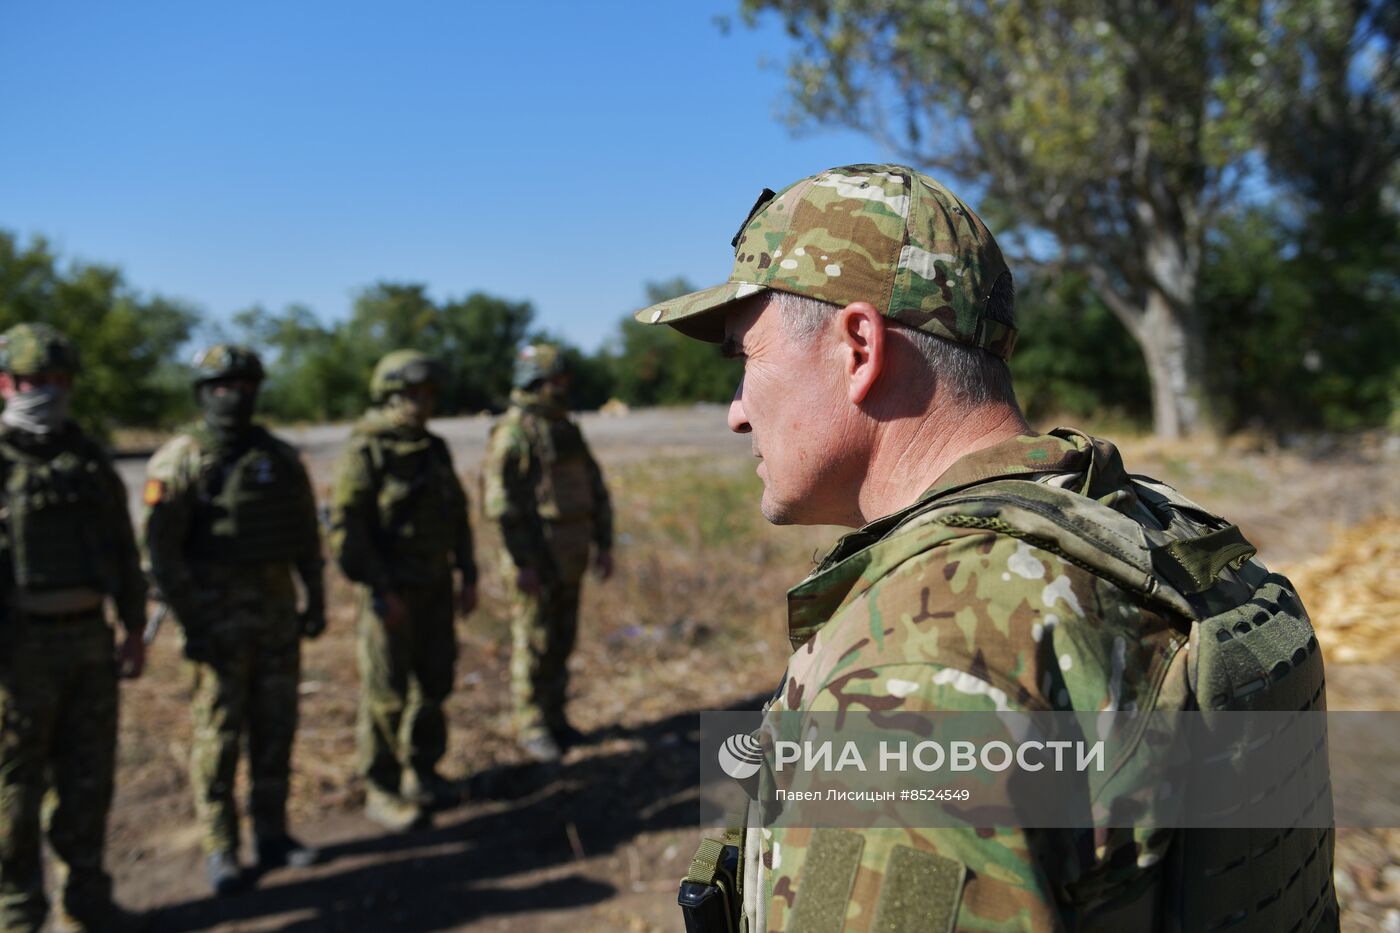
[191,344,265,385]
[371,349,445,401]
[634,163,1016,358]
[512,343,567,389]
[0,322,81,375]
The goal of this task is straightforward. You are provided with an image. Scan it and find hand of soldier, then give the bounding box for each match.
[515,565,541,595]
[456,580,478,616]
[299,604,327,639]
[381,592,410,630]
[594,549,615,581]
[117,631,146,679]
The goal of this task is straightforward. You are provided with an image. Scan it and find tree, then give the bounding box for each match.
[0,231,200,433]
[609,278,738,406]
[739,0,1398,437]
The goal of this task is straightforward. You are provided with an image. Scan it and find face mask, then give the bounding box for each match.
[2,384,72,435]
[199,384,257,433]
[386,392,431,429]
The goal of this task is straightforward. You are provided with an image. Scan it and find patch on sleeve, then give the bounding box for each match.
[788,828,864,933]
[143,479,166,506]
[870,845,965,933]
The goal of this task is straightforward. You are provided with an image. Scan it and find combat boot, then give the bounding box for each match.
[256,833,319,870]
[402,769,459,811]
[551,721,588,749]
[520,731,563,763]
[364,785,427,832]
[205,850,244,897]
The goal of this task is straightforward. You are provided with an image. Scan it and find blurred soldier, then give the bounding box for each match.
[330,350,477,831]
[142,345,325,896]
[0,323,147,932]
[639,164,1337,932]
[482,344,613,763]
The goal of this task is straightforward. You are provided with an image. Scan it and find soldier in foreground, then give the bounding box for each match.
[482,344,613,763]
[0,324,147,932]
[330,350,477,831]
[639,165,1338,931]
[142,346,326,896]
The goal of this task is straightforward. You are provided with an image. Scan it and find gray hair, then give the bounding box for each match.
[773,289,1018,407]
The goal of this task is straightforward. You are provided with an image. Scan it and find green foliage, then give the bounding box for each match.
[1011,271,1150,424]
[233,284,536,420]
[738,0,1400,436]
[0,231,199,434]
[607,279,737,406]
[1200,207,1400,432]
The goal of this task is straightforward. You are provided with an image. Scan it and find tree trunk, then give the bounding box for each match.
[1134,287,1211,439]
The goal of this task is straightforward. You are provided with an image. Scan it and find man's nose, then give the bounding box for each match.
[727,376,750,434]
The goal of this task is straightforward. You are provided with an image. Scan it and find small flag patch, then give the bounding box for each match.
[143,479,166,505]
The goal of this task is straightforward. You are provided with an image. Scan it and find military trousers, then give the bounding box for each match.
[355,572,457,794]
[0,613,116,933]
[181,565,301,857]
[507,572,582,740]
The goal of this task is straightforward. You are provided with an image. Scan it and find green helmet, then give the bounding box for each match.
[512,343,568,389]
[370,349,445,402]
[191,344,265,386]
[0,323,80,376]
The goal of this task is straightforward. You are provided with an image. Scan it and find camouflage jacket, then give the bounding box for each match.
[142,422,323,622]
[329,408,476,592]
[0,423,146,631]
[481,390,612,573]
[755,430,1204,933]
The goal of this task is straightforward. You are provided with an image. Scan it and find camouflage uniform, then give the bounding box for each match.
[482,345,612,748]
[142,346,325,868]
[0,324,146,932]
[329,351,476,813]
[639,165,1338,931]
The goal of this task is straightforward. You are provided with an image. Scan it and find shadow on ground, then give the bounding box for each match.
[145,693,770,932]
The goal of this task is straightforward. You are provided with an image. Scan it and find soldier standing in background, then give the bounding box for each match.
[142,345,325,897]
[0,323,147,932]
[482,344,613,763]
[329,350,477,832]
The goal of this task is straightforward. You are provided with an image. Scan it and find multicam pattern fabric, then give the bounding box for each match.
[190,344,265,384]
[0,617,117,933]
[0,422,144,932]
[750,430,1317,932]
[142,422,323,857]
[635,164,1015,359]
[329,406,475,792]
[482,389,611,738]
[0,323,80,376]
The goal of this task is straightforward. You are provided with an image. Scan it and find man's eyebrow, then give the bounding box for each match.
[720,337,744,359]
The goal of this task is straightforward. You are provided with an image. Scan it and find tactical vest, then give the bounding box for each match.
[0,430,112,592]
[916,475,1335,933]
[187,428,314,564]
[519,413,595,524]
[362,430,460,556]
[697,467,1336,933]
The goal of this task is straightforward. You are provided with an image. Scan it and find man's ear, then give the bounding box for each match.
[836,302,886,404]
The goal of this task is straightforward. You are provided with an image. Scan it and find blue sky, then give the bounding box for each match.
[0,1,900,350]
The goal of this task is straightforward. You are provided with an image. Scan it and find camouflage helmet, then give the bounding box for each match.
[370,349,445,402]
[512,343,568,389]
[0,322,81,376]
[191,344,265,385]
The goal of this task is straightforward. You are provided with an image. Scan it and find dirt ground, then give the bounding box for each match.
[96,410,1399,932]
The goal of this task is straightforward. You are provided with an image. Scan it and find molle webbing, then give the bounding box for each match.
[920,476,1336,933]
[0,440,110,590]
[189,436,312,563]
